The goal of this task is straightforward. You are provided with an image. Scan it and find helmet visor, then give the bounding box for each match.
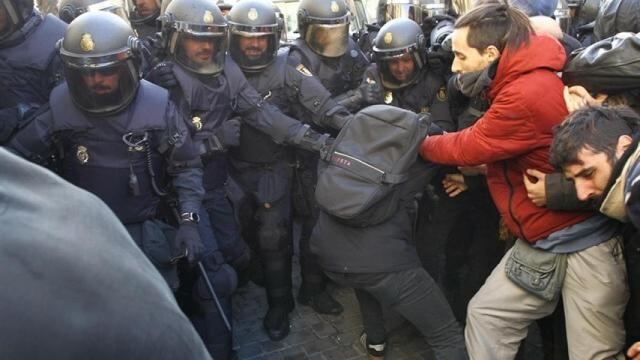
[229,26,278,71]
[63,60,139,115]
[421,2,447,17]
[0,0,20,42]
[382,4,422,24]
[129,0,159,24]
[174,31,226,75]
[305,22,349,57]
[377,51,420,89]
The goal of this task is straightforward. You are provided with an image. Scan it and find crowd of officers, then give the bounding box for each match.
[2,0,640,358]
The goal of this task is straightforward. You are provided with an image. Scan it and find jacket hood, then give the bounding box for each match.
[490,35,566,99]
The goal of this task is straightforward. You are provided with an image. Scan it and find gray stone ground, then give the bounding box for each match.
[232,254,435,360]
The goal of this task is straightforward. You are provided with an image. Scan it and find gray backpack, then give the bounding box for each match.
[315,105,429,227]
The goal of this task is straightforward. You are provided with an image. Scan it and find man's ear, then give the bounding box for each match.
[616,134,633,158]
[483,45,501,62]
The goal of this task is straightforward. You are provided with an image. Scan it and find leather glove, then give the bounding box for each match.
[145,62,178,88]
[358,80,383,105]
[215,117,241,148]
[174,223,204,265]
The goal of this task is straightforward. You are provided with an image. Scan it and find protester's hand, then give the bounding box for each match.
[530,16,563,40]
[145,62,177,88]
[523,169,547,207]
[216,117,241,147]
[174,222,204,265]
[563,86,608,113]
[458,164,487,176]
[443,173,468,197]
[628,341,640,359]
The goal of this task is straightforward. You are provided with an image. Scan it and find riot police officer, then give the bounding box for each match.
[57,0,130,23]
[286,0,368,312]
[0,0,66,143]
[226,0,350,341]
[343,19,453,128]
[289,0,368,98]
[155,0,336,345]
[7,11,212,358]
[129,0,161,38]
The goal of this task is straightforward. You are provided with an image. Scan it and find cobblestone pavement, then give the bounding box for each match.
[232,255,435,360]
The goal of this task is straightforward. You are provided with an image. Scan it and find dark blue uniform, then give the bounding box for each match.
[8,79,205,299]
[229,48,350,319]
[0,12,66,142]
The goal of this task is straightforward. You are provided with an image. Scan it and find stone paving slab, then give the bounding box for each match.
[232,254,434,360]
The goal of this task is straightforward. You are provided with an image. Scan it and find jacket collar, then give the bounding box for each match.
[599,136,640,222]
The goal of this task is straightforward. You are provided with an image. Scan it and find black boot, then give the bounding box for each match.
[263,304,293,341]
[298,288,344,315]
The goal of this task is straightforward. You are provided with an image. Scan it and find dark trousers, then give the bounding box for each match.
[325,267,468,360]
[293,151,329,296]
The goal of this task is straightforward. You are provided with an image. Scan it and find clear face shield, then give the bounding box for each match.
[0,0,20,42]
[229,24,279,71]
[376,48,421,89]
[304,16,349,57]
[554,0,572,33]
[129,0,159,24]
[61,51,139,115]
[421,1,447,17]
[382,3,423,24]
[170,24,227,75]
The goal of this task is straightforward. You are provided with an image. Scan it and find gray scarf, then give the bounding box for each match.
[455,60,498,98]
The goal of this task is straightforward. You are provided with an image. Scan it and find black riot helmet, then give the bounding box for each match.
[59,11,140,116]
[57,0,130,23]
[0,0,35,46]
[129,0,160,26]
[161,0,227,75]
[227,0,280,72]
[377,0,423,26]
[373,18,425,89]
[297,0,350,57]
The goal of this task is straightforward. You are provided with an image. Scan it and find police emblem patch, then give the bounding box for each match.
[384,32,393,45]
[76,145,89,164]
[80,33,95,52]
[248,8,258,21]
[296,64,313,77]
[192,116,203,131]
[330,1,339,12]
[384,91,393,104]
[437,86,447,101]
[203,10,214,24]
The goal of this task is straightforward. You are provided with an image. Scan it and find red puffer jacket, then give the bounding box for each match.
[420,35,592,243]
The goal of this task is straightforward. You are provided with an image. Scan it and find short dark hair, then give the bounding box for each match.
[455,1,533,53]
[550,106,640,169]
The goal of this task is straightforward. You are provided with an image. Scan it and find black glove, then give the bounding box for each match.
[358,80,383,105]
[215,117,241,148]
[145,62,178,88]
[174,222,204,265]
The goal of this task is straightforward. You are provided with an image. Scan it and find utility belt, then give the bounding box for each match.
[196,133,225,158]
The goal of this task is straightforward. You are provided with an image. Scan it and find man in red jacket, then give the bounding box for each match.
[420,3,628,359]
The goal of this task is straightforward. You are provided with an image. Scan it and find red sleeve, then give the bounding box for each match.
[420,89,541,166]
